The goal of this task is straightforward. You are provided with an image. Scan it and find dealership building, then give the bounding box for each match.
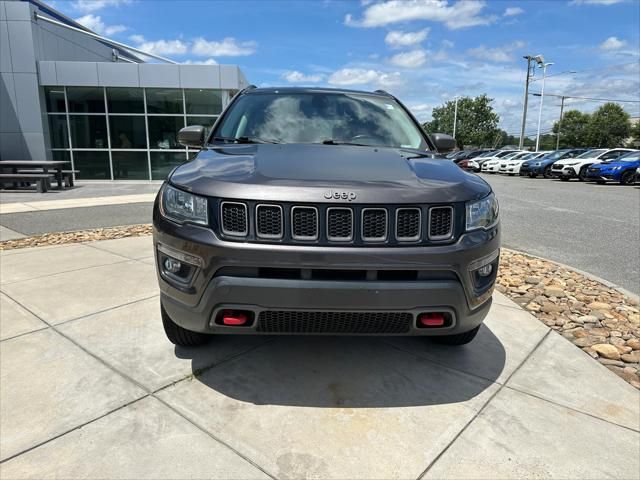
[0,0,249,180]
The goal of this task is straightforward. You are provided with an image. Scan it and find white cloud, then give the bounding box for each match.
[600,36,626,50]
[183,58,218,65]
[131,35,189,55]
[385,29,429,48]
[467,40,525,63]
[283,71,325,83]
[389,49,427,68]
[441,39,455,49]
[328,68,403,88]
[75,14,126,36]
[503,6,524,16]
[192,37,257,57]
[345,0,496,30]
[72,0,131,13]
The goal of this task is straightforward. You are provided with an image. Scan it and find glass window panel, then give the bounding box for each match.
[185,89,222,115]
[51,150,70,162]
[151,151,187,180]
[107,88,144,113]
[148,116,185,149]
[69,115,108,148]
[186,116,217,137]
[44,87,66,113]
[109,116,147,149]
[73,151,111,179]
[112,151,149,180]
[146,88,183,114]
[47,115,69,148]
[66,87,105,113]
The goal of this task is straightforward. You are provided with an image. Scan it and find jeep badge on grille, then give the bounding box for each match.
[323,189,357,201]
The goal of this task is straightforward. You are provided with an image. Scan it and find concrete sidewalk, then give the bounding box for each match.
[0,236,638,479]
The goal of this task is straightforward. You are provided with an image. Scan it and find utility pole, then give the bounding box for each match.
[556,96,566,150]
[535,62,553,152]
[452,96,459,139]
[518,56,534,149]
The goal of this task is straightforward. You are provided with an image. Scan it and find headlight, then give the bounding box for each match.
[611,166,622,171]
[533,162,541,166]
[160,185,208,225]
[564,161,579,166]
[466,193,499,231]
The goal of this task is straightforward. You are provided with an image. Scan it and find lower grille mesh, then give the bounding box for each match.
[257,311,412,334]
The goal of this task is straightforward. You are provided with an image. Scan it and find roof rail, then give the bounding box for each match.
[373,89,392,96]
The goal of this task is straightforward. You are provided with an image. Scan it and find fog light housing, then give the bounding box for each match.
[477,264,493,277]
[156,244,202,290]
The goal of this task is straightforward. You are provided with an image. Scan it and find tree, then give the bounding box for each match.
[586,102,631,148]
[422,95,500,149]
[628,119,640,148]
[553,110,590,148]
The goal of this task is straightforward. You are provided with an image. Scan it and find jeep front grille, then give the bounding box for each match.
[256,310,412,334]
[291,207,318,240]
[428,206,453,240]
[256,204,283,239]
[396,208,421,241]
[327,208,353,241]
[220,202,248,236]
[216,201,458,246]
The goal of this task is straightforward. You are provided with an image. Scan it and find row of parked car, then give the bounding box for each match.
[447,148,640,185]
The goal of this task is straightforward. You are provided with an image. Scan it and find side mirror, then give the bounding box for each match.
[178,125,205,148]
[432,133,457,152]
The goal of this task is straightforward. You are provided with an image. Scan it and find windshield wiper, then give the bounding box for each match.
[213,136,279,144]
[321,139,371,147]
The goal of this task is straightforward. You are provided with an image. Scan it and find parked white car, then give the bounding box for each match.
[482,151,523,173]
[498,151,534,174]
[501,151,548,176]
[551,148,635,181]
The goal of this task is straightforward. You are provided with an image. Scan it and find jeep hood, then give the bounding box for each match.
[169,144,490,203]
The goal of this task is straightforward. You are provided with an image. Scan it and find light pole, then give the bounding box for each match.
[535,61,553,152]
[556,95,566,150]
[518,55,535,149]
[452,96,459,139]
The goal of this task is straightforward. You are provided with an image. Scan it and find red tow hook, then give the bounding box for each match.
[222,310,248,326]
[419,312,446,327]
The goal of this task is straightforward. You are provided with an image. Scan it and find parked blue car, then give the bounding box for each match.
[585,150,640,185]
[519,148,589,178]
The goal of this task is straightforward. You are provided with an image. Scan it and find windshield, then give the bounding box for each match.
[502,152,521,160]
[576,149,607,159]
[618,152,640,162]
[521,153,539,160]
[495,150,516,158]
[213,91,426,149]
[479,151,497,157]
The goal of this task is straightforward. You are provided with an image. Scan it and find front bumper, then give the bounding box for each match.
[551,166,577,178]
[153,208,500,336]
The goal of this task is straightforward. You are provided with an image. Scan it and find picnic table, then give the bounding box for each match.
[0,160,71,191]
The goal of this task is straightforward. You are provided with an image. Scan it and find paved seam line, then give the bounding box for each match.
[0,395,150,465]
[0,258,133,286]
[0,325,50,343]
[415,329,552,480]
[503,385,640,433]
[1,291,278,475]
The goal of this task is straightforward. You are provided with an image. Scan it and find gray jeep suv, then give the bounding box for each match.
[153,87,500,347]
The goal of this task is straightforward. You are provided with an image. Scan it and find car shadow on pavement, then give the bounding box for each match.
[178,326,505,408]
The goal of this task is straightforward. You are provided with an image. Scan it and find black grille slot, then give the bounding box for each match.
[292,207,318,240]
[256,204,283,238]
[396,208,421,241]
[429,206,453,240]
[327,208,353,241]
[362,209,387,241]
[257,311,412,334]
[220,202,247,235]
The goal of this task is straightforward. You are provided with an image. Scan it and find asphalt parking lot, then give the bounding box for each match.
[1,236,638,479]
[478,173,639,293]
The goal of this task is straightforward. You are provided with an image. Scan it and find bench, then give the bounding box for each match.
[17,169,79,187]
[0,173,55,193]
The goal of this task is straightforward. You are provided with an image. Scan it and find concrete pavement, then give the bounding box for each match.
[0,236,638,479]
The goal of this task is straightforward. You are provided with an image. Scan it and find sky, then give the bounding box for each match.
[50,0,640,137]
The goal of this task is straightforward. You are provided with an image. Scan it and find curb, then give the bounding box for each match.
[503,247,640,304]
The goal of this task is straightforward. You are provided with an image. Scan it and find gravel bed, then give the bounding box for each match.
[2,226,638,388]
[497,250,639,389]
[0,224,152,250]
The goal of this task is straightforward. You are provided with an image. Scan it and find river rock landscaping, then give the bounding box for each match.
[497,249,640,389]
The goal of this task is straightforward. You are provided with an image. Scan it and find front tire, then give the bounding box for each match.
[528,172,537,178]
[621,170,636,185]
[161,303,210,347]
[432,325,480,346]
[543,166,553,179]
[578,166,589,182]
